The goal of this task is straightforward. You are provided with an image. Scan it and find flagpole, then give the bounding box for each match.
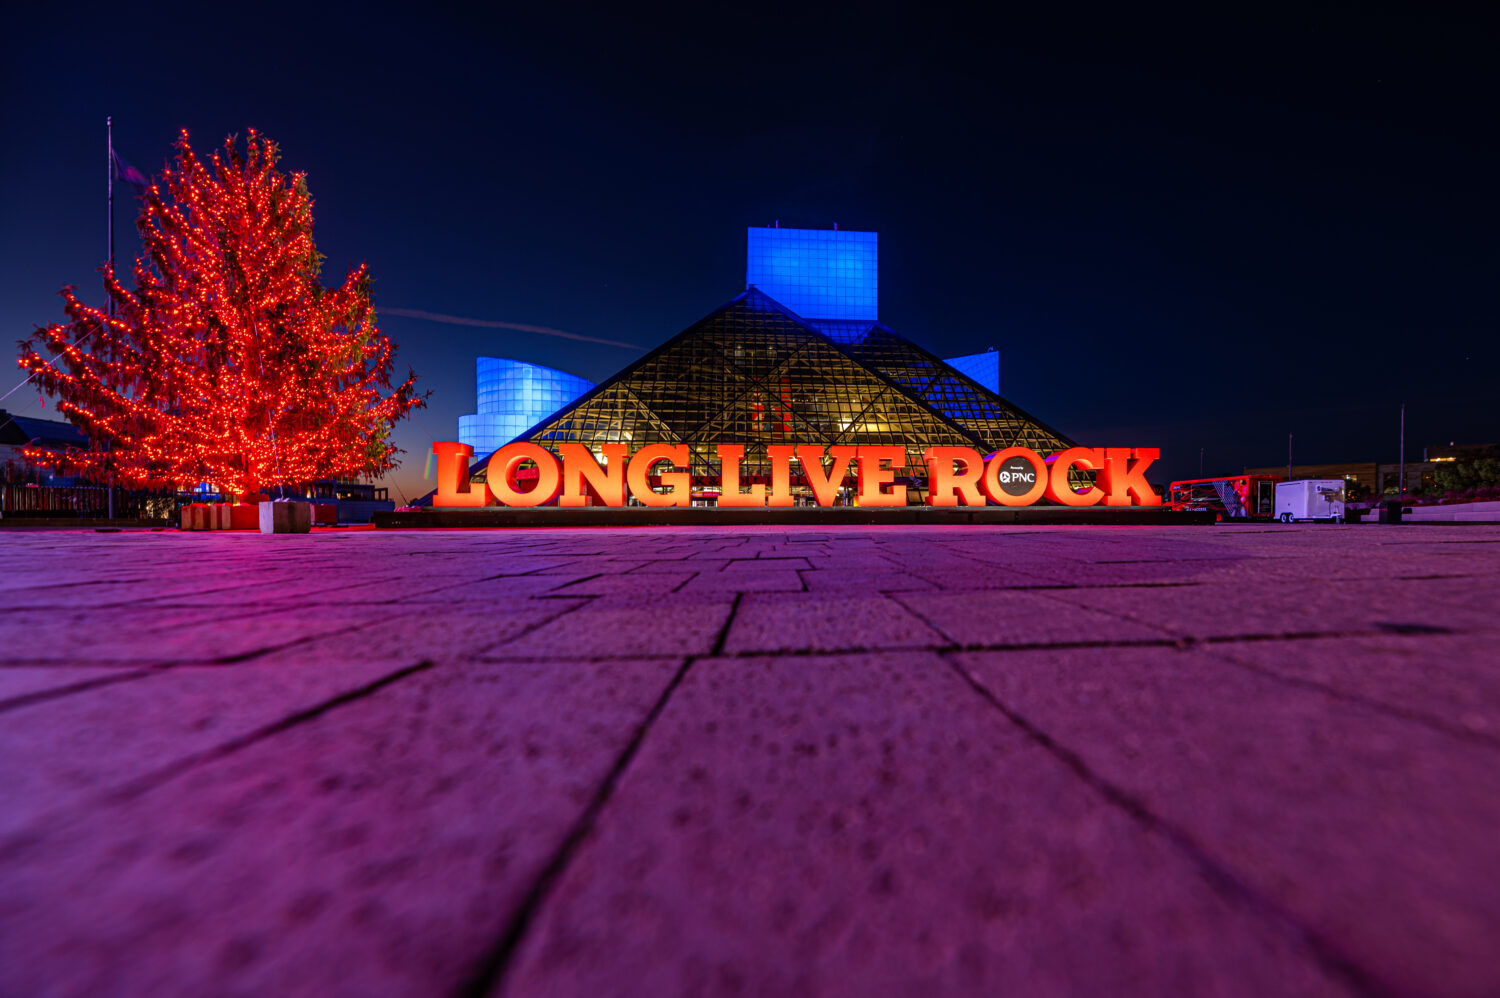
[107,116,114,281]
[106,115,115,520]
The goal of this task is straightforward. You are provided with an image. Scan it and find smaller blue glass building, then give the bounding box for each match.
[458,358,594,458]
[942,349,1000,394]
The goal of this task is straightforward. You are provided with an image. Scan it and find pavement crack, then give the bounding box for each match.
[1372,621,1452,635]
[887,593,961,646]
[469,600,595,656]
[668,570,702,594]
[941,651,1398,998]
[709,592,745,657]
[1197,645,1500,752]
[114,661,433,801]
[208,618,389,665]
[0,667,159,713]
[546,572,604,593]
[458,654,701,998]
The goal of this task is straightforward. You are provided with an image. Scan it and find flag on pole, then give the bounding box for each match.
[110,146,148,190]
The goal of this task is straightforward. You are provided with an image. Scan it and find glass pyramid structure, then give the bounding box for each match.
[465,287,1075,495]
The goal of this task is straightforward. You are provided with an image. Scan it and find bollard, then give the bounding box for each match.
[258,500,313,534]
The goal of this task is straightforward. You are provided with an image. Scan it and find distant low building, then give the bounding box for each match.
[1426,442,1497,463]
[1242,462,1379,495]
[0,408,86,484]
[1245,443,1497,496]
[304,480,395,523]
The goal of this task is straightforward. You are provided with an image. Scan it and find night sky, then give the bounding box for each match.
[4,4,1496,503]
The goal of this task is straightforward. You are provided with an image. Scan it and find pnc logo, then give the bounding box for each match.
[432,442,1162,509]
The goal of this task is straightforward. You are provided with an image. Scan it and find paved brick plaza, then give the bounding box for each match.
[1,522,1497,997]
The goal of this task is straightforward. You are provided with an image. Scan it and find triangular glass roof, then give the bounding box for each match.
[449,287,1076,490]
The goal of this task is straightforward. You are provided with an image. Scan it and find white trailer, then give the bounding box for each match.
[1275,479,1346,523]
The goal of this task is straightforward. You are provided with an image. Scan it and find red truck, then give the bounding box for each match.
[1167,474,1282,521]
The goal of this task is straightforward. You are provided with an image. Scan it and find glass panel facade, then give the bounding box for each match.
[805,321,1070,456]
[488,288,1080,497]
[424,228,1087,505]
[458,358,594,458]
[746,228,877,321]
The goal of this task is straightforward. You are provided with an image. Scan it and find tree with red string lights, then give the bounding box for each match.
[16,129,424,497]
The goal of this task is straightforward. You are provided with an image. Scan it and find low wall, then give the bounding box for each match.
[1404,500,1500,523]
[376,506,1216,528]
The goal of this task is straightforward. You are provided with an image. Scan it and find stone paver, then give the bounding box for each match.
[487,598,736,659]
[0,661,418,841]
[951,644,1500,997]
[0,659,682,997]
[722,594,946,654]
[501,651,1345,997]
[0,601,393,664]
[1207,632,1500,743]
[0,522,1496,997]
[895,589,1177,646]
[1044,576,1500,639]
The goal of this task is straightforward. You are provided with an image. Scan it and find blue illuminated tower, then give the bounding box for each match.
[746,225,999,393]
[746,227,878,321]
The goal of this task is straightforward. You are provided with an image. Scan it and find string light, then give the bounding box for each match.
[16,129,425,497]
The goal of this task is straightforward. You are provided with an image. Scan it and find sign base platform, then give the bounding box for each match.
[374,506,1216,528]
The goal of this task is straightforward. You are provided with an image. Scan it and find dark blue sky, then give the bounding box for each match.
[3,4,1496,501]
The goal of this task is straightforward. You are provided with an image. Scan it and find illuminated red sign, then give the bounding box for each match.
[431,442,1161,508]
